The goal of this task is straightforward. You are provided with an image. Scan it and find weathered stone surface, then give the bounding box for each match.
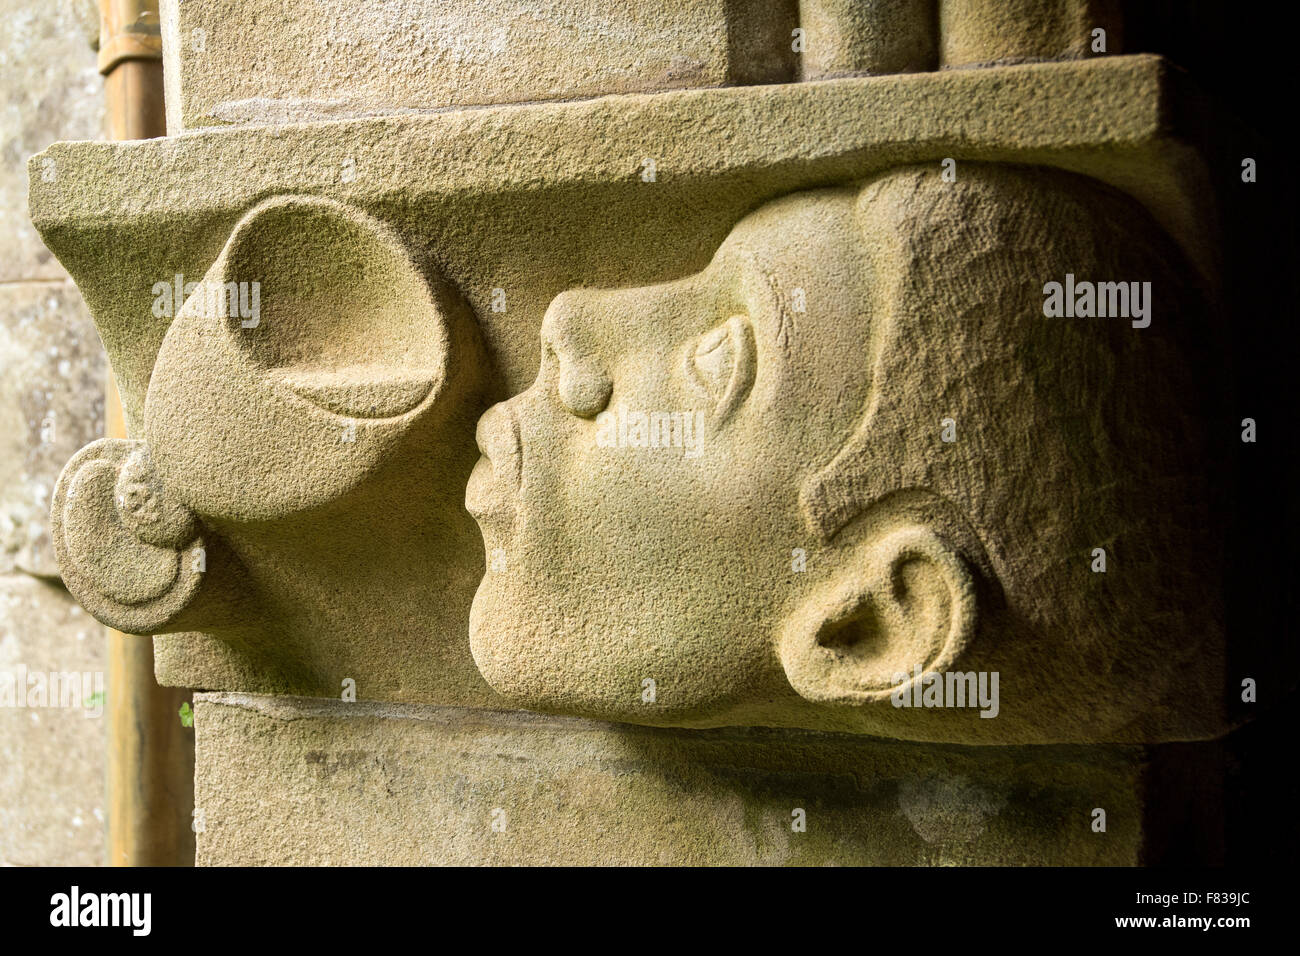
[49,196,493,706]
[31,57,1217,433]
[193,691,1217,865]
[0,573,106,866]
[0,0,103,281]
[798,0,937,78]
[0,282,105,578]
[32,57,1224,734]
[939,0,1124,68]
[1,0,106,871]
[159,0,798,132]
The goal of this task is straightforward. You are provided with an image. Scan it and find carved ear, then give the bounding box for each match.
[50,439,203,633]
[778,526,976,705]
[51,438,251,635]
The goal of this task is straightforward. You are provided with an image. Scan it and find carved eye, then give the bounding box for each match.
[690,321,738,398]
[687,315,756,424]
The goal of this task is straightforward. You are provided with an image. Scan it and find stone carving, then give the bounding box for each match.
[23,0,1269,868]
[52,194,492,698]
[53,438,207,634]
[33,57,1223,721]
[467,163,1223,744]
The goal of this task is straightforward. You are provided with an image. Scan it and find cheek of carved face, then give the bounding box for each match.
[469,281,796,720]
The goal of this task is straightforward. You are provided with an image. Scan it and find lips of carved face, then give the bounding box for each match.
[466,403,522,520]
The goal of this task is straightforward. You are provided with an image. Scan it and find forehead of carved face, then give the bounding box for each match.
[467,186,875,723]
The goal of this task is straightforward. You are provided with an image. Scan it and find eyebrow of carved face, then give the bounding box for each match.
[754,256,794,349]
[719,249,791,350]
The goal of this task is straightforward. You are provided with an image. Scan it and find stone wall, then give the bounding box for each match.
[0,0,107,866]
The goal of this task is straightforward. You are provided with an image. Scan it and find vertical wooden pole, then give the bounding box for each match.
[99,0,195,867]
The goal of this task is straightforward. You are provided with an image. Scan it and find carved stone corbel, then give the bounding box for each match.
[52,195,488,680]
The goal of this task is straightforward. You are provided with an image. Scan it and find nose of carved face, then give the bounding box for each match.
[466,402,521,522]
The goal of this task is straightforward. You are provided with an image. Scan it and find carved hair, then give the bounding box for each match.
[800,163,1220,671]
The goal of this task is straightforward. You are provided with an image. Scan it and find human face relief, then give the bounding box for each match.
[467,189,866,723]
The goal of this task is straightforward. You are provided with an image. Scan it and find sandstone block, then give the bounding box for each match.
[0,574,106,866]
[0,282,105,578]
[939,0,1124,68]
[193,692,1222,865]
[159,0,798,131]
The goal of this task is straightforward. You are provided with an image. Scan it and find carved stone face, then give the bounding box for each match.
[468,187,879,724]
[469,166,1222,743]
